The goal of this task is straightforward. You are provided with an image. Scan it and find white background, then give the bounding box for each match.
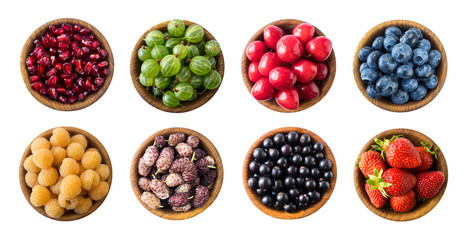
[0,0,464,239]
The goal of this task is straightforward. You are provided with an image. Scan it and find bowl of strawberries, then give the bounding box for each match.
[354,128,448,221]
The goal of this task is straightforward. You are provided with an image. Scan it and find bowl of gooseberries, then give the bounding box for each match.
[131,19,224,113]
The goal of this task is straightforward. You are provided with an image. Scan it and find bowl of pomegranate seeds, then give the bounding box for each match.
[20,18,114,111]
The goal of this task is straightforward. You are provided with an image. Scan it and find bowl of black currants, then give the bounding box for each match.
[243,127,337,219]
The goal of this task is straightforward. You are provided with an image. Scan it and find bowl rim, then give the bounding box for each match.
[353,19,448,112]
[20,17,114,111]
[240,19,336,113]
[19,126,113,221]
[130,127,224,220]
[130,19,225,113]
[353,128,448,221]
[242,126,337,219]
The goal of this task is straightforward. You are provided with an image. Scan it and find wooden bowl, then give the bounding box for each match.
[20,18,114,111]
[130,20,225,113]
[19,126,113,221]
[130,127,223,220]
[354,128,448,221]
[242,127,337,219]
[353,20,447,112]
[241,19,336,113]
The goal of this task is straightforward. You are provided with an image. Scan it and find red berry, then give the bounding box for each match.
[415,171,445,199]
[263,25,285,50]
[296,81,320,100]
[276,35,303,63]
[258,52,282,77]
[291,59,317,83]
[365,183,387,208]
[390,189,417,213]
[314,62,328,81]
[275,87,300,110]
[269,66,297,90]
[292,23,315,46]
[306,36,333,62]
[246,40,267,62]
[248,62,263,83]
[251,78,276,101]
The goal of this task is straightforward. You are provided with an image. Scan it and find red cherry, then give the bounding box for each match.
[291,59,318,83]
[275,87,300,110]
[246,40,267,62]
[269,66,297,90]
[258,52,282,76]
[251,78,277,101]
[276,35,303,63]
[248,62,263,83]
[292,23,315,46]
[297,81,320,100]
[263,25,285,50]
[306,36,333,62]
[314,62,328,81]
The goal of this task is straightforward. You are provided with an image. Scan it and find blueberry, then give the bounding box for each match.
[410,85,428,101]
[376,75,399,97]
[405,62,415,69]
[360,68,379,85]
[415,64,433,78]
[401,78,419,92]
[396,65,413,79]
[428,50,441,68]
[378,53,399,74]
[400,30,419,48]
[383,35,399,51]
[422,74,438,89]
[385,26,403,37]
[358,46,373,61]
[366,84,381,99]
[367,51,382,69]
[409,27,423,40]
[412,48,428,66]
[360,62,369,73]
[391,90,409,105]
[372,36,385,50]
[391,43,412,63]
[416,39,431,52]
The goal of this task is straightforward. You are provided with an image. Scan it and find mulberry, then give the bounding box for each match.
[172,203,192,212]
[182,162,198,183]
[168,133,185,146]
[169,157,190,174]
[175,142,193,157]
[165,173,183,187]
[192,185,209,208]
[154,135,166,148]
[196,157,216,176]
[193,149,207,161]
[150,179,170,200]
[175,183,191,193]
[138,177,151,192]
[201,169,217,189]
[168,192,191,207]
[141,146,159,166]
[138,159,152,177]
[141,191,161,210]
[156,147,175,171]
[186,135,200,148]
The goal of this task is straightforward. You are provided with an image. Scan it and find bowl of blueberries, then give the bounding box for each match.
[242,127,336,219]
[353,20,447,112]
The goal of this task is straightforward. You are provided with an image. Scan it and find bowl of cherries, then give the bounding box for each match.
[20,18,114,111]
[241,19,336,112]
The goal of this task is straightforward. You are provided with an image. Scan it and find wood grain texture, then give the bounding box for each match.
[20,18,114,111]
[241,19,336,113]
[130,20,224,113]
[353,128,448,221]
[19,126,113,221]
[353,20,447,112]
[242,127,337,219]
[130,127,223,220]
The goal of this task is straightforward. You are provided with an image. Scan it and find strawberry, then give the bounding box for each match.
[382,168,416,196]
[410,141,438,173]
[385,137,421,168]
[365,183,387,208]
[390,189,417,212]
[415,171,445,199]
[358,151,386,178]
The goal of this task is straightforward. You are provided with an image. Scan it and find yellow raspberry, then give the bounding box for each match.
[70,134,88,149]
[23,155,40,173]
[95,164,110,181]
[33,149,54,169]
[59,158,80,177]
[25,172,39,188]
[50,177,63,195]
[66,143,84,161]
[88,181,109,201]
[85,148,99,153]
[78,163,86,175]
[30,185,50,207]
[60,175,81,199]
[44,198,64,219]
[50,128,71,148]
[51,146,67,167]
[31,137,50,154]
[58,194,78,210]
[74,196,93,214]
[81,151,102,170]
[38,167,58,187]
[80,170,100,191]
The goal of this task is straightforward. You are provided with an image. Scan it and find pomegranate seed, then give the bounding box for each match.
[48,75,58,87]
[64,78,73,88]
[50,37,58,47]
[37,65,46,75]
[73,34,85,41]
[29,75,40,83]
[78,92,87,101]
[41,36,50,48]
[97,48,107,58]
[99,69,110,77]
[58,42,68,51]
[61,74,71,79]
[73,25,82,33]
[71,57,77,65]
[84,77,92,89]
[58,51,71,61]
[32,45,44,57]
[89,34,95,40]
[62,23,72,32]
[79,28,90,35]
[84,62,93,74]
[48,88,58,99]
[90,84,98,92]
[73,47,84,58]
[57,34,70,43]
[63,63,72,74]
[75,59,84,74]
[90,65,99,77]
[39,87,47,95]
[31,82,43,91]
[48,25,57,33]
[68,96,77,103]
[58,96,67,103]
[55,63,63,71]
[27,65,36,74]
[71,41,79,48]
[54,28,65,36]
[89,53,100,61]
[38,54,51,66]
[76,78,84,87]
[94,77,104,87]
[46,68,57,77]
[36,50,45,60]
[96,60,108,69]
[50,48,58,56]
[50,56,57,65]
[81,39,92,48]
[57,87,66,94]
[33,39,41,45]
[26,56,35,66]
[82,47,90,56]
[91,41,100,50]
[65,89,73,97]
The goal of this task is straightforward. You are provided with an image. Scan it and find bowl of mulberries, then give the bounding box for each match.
[130,127,223,220]
[243,127,337,219]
